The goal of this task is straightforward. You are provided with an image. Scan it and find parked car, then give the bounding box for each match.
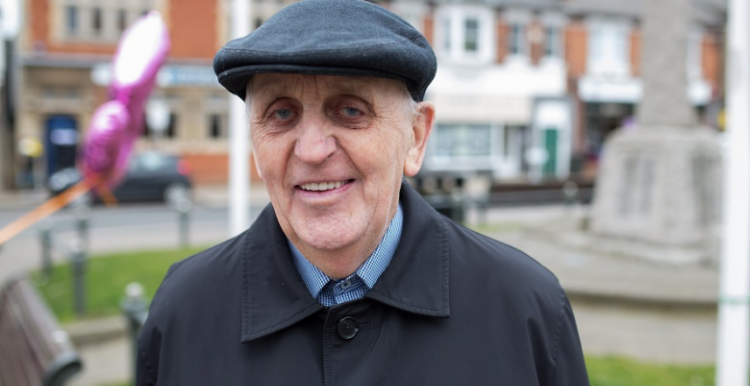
[48,152,193,204]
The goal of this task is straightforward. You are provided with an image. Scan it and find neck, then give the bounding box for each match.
[292,226,387,280]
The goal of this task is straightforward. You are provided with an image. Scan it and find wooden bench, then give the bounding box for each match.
[0,275,82,386]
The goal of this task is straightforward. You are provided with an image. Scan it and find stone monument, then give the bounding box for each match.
[589,0,722,265]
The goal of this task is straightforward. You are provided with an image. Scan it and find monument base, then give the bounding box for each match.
[589,125,722,265]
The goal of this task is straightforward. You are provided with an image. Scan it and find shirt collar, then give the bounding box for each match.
[288,204,403,299]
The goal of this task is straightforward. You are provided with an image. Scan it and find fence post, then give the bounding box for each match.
[71,196,90,256]
[177,201,191,249]
[122,282,148,383]
[75,212,89,257]
[40,225,53,279]
[171,194,192,249]
[70,242,86,317]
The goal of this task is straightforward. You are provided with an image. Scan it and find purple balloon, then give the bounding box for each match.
[80,11,171,187]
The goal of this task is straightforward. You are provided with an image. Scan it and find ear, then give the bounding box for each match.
[404,101,435,177]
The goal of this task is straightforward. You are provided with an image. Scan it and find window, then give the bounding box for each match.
[209,114,224,138]
[464,18,479,52]
[438,7,493,63]
[587,20,630,77]
[503,125,525,158]
[66,6,78,35]
[508,23,525,55]
[117,9,128,32]
[166,113,177,138]
[435,124,492,157]
[92,7,102,35]
[544,27,560,57]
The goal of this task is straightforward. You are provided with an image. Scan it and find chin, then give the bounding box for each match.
[300,229,361,252]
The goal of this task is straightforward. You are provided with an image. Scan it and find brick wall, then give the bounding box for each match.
[168,0,219,59]
[28,0,119,55]
[423,12,434,46]
[26,0,219,59]
[496,19,508,63]
[701,32,723,91]
[182,153,263,185]
[564,21,587,78]
[630,30,641,77]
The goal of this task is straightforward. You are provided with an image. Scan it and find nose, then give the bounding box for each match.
[294,114,336,164]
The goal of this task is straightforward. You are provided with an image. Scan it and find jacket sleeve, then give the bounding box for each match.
[136,320,161,386]
[550,297,590,386]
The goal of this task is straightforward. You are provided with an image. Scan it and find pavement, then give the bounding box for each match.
[0,187,722,385]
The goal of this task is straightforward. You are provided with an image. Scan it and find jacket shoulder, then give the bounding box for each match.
[445,220,561,292]
[136,232,248,385]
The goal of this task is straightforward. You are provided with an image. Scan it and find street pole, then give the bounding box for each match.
[228,0,251,237]
[716,1,750,385]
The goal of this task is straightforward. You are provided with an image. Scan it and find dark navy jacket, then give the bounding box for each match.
[137,183,589,385]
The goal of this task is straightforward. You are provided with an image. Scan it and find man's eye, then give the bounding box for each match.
[342,107,362,116]
[274,108,294,120]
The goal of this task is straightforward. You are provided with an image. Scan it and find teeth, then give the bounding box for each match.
[300,181,344,191]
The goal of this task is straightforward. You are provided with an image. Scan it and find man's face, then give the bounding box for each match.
[247,74,433,278]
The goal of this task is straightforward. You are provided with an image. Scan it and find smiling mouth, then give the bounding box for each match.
[298,179,353,192]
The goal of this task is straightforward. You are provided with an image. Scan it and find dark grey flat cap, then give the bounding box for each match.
[213,0,437,101]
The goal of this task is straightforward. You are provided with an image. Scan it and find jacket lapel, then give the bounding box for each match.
[240,204,324,343]
[365,182,450,317]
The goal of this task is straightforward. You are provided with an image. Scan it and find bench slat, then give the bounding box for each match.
[0,276,82,386]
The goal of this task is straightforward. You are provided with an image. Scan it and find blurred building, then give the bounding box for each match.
[18,0,294,187]
[14,0,724,188]
[406,0,725,186]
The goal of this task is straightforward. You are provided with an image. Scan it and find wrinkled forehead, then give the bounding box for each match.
[245,73,408,103]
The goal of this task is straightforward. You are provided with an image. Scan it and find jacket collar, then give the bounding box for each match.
[240,182,450,343]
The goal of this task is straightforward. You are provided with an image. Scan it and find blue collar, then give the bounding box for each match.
[288,204,404,300]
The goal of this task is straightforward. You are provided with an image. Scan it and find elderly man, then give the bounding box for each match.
[137,0,589,385]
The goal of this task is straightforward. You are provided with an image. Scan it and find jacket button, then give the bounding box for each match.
[337,317,359,340]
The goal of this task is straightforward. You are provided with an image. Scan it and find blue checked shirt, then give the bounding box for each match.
[288,205,403,307]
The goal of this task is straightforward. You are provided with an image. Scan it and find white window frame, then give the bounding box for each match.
[435,4,495,64]
[508,23,526,56]
[586,17,632,78]
[501,9,533,65]
[543,26,561,58]
[539,12,566,58]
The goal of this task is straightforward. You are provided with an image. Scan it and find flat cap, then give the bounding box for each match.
[213,0,437,101]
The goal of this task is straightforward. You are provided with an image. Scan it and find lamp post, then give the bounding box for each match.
[716,1,750,384]
[228,0,252,237]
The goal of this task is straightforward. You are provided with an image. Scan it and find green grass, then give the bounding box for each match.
[31,246,207,323]
[586,356,714,386]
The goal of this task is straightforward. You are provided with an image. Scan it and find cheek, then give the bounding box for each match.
[341,127,408,179]
[252,137,291,182]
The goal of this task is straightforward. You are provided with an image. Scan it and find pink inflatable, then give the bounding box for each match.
[80,11,171,187]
